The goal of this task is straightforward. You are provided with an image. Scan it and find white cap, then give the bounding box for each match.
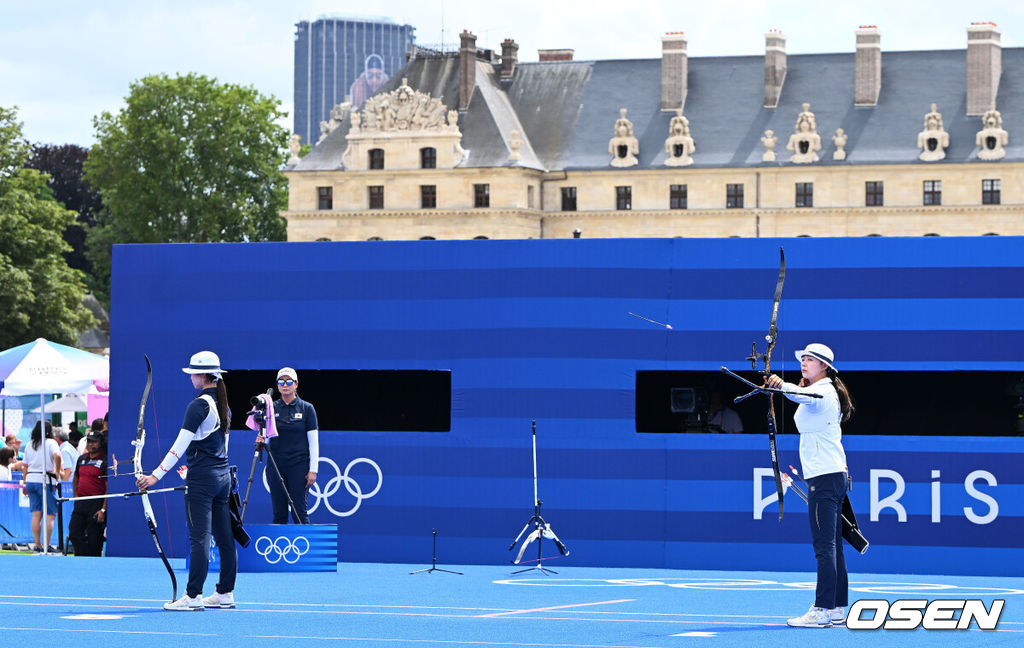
[277,367,297,381]
[182,351,226,376]
[794,343,836,372]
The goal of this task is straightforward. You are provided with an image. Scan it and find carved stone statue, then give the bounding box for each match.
[917,103,949,162]
[832,128,848,161]
[761,130,778,162]
[664,108,695,167]
[318,99,352,144]
[976,104,1008,161]
[447,110,459,132]
[287,134,302,166]
[508,130,523,162]
[608,108,639,167]
[355,78,454,134]
[350,110,362,133]
[786,103,821,163]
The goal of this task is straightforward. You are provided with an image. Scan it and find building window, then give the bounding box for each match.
[474,184,490,208]
[982,179,1001,205]
[616,186,632,210]
[317,186,333,210]
[561,187,577,211]
[420,147,436,169]
[670,184,687,210]
[865,181,884,206]
[368,185,384,209]
[726,183,744,208]
[923,180,942,205]
[421,185,436,209]
[368,148,384,169]
[795,182,813,208]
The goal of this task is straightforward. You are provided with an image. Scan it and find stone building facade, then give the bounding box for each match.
[283,23,1022,241]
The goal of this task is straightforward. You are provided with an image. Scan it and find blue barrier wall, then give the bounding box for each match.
[106,237,1024,575]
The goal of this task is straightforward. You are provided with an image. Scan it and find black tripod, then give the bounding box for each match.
[241,392,305,524]
[508,420,569,575]
[409,529,463,575]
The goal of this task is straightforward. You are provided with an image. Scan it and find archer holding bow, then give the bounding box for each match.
[765,343,855,628]
[137,350,237,611]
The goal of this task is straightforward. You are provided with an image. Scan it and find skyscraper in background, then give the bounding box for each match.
[294,15,416,145]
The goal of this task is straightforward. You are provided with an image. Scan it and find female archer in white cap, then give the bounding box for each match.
[259,367,319,524]
[137,350,237,611]
[766,343,855,628]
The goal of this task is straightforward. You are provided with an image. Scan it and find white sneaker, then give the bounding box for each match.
[202,591,235,609]
[164,594,204,611]
[828,606,846,625]
[787,605,833,628]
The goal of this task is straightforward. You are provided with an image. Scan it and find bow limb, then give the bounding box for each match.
[134,355,179,603]
[766,248,786,521]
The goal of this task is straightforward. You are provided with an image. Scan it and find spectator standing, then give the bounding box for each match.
[56,427,79,480]
[21,420,62,552]
[69,431,107,556]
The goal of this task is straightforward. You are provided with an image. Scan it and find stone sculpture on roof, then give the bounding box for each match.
[664,109,695,167]
[917,104,949,162]
[976,104,1008,161]
[287,134,302,166]
[761,130,778,162]
[786,103,821,164]
[833,128,848,161]
[608,108,639,167]
[342,78,466,169]
[318,100,353,144]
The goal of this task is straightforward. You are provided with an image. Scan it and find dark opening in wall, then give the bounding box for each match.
[226,369,451,432]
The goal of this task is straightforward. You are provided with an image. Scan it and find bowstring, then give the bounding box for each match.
[149,381,176,558]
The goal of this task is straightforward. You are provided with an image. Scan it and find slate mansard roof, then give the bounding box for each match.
[294,46,1024,173]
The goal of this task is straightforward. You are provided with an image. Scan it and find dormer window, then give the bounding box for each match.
[420,147,437,169]
[368,148,384,169]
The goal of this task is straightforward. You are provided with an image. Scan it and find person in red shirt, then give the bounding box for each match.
[70,431,107,556]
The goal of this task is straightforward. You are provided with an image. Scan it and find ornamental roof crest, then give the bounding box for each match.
[351,78,457,135]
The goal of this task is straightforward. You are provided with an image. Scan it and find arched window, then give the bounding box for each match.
[473,235,489,240]
[366,236,383,241]
[420,147,437,169]
[368,148,384,169]
[419,236,436,240]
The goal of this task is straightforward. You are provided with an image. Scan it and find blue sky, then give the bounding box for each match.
[2,0,1023,146]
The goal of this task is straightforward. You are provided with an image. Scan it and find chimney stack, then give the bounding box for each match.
[661,32,688,111]
[855,26,881,105]
[764,30,787,108]
[967,22,1001,115]
[501,38,519,78]
[538,49,574,62]
[459,30,477,111]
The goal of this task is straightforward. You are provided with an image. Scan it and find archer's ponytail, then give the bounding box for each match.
[215,377,229,432]
[829,369,855,423]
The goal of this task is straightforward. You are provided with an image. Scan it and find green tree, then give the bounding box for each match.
[85,73,290,302]
[0,106,96,348]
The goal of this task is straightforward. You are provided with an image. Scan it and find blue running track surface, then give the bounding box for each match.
[0,556,1020,648]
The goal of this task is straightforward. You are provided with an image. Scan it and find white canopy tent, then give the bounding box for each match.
[0,338,109,554]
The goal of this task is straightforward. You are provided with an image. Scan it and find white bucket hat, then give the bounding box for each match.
[277,367,298,381]
[794,343,836,372]
[182,350,226,377]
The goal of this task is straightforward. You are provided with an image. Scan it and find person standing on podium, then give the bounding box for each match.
[260,367,319,524]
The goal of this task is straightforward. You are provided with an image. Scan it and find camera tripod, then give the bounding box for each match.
[241,391,305,524]
[508,420,569,575]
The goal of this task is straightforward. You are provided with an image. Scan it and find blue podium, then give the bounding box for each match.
[186,523,337,572]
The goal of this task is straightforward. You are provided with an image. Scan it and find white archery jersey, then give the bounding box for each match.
[781,378,847,479]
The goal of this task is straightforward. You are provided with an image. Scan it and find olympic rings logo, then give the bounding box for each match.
[262,456,383,518]
[254,535,310,564]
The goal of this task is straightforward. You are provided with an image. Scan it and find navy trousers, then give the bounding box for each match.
[806,471,849,610]
[184,471,237,598]
[267,454,310,524]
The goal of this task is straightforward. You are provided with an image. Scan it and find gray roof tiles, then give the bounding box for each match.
[294,46,1023,173]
